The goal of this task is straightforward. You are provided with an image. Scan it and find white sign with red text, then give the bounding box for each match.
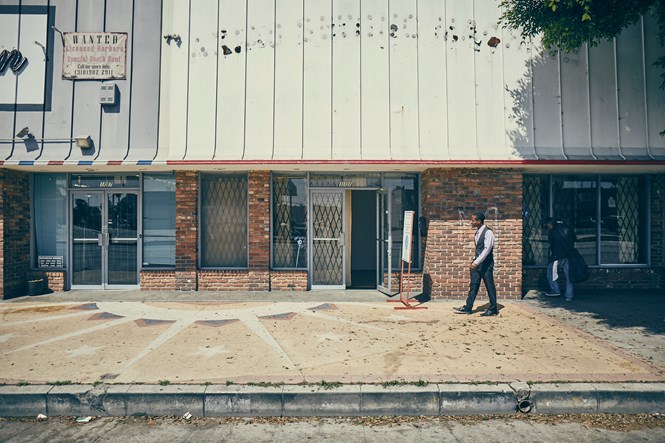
[63,32,127,79]
[401,211,415,263]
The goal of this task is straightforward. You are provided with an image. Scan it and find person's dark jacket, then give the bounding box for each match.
[548,222,577,262]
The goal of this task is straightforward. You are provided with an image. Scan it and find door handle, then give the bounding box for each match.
[338,233,345,246]
[98,233,109,247]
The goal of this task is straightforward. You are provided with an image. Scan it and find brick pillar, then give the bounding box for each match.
[0,169,31,299]
[421,168,522,299]
[175,171,198,290]
[248,171,271,287]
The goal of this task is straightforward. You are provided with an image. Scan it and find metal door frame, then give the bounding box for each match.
[377,188,397,295]
[69,190,140,290]
[309,189,346,290]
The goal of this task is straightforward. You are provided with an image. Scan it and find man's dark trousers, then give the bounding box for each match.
[464,259,497,311]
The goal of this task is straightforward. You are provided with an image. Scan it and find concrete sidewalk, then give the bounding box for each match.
[0,289,663,416]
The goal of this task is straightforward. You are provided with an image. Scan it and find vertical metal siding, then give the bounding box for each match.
[560,45,592,158]
[273,0,304,159]
[417,0,447,160]
[616,21,648,157]
[502,25,535,159]
[331,0,361,159]
[215,0,246,160]
[302,0,332,159]
[644,12,665,156]
[98,0,133,161]
[474,0,505,159]
[126,0,161,161]
[3,0,663,163]
[157,0,189,160]
[588,40,620,158]
[532,37,564,159]
[67,0,104,163]
[39,0,75,162]
[445,0,476,157]
[185,0,218,160]
[388,0,419,159]
[243,0,275,160]
[360,0,390,159]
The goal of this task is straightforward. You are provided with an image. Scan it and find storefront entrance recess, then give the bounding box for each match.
[309,188,398,293]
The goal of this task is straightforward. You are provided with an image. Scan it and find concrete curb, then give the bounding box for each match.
[0,383,663,418]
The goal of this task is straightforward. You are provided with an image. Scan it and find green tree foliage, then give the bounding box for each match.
[500,0,665,134]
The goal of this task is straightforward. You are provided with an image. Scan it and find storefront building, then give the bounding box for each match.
[1,1,663,300]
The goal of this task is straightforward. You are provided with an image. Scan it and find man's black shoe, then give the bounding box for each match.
[453,306,472,314]
[480,309,498,317]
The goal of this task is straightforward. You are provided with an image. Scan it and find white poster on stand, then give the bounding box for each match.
[401,211,415,263]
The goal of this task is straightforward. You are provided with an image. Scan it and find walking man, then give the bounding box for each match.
[454,212,498,316]
[545,217,576,301]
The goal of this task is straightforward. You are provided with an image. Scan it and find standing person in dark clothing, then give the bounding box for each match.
[545,217,576,301]
[454,212,498,316]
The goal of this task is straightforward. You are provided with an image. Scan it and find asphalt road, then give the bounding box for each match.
[1,415,663,442]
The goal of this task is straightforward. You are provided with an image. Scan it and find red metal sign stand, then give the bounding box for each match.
[387,211,427,310]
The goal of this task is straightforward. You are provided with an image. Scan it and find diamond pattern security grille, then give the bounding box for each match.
[312,192,343,285]
[272,177,307,268]
[615,177,641,263]
[201,175,247,267]
[522,176,549,266]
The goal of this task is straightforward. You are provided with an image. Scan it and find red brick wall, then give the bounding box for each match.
[421,168,522,300]
[270,270,308,291]
[175,171,198,291]
[0,169,31,299]
[28,271,66,293]
[140,270,176,290]
[248,171,270,271]
[198,270,270,291]
[400,271,423,294]
[523,267,661,292]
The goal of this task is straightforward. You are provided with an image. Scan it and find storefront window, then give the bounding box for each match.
[200,173,248,268]
[523,175,649,267]
[552,176,598,265]
[272,175,307,268]
[384,174,420,268]
[522,176,550,266]
[33,174,67,268]
[599,176,647,264]
[142,174,175,268]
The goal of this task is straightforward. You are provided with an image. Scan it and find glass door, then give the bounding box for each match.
[377,189,397,295]
[107,192,138,287]
[310,190,345,289]
[71,192,104,287]
[70,191,139,289]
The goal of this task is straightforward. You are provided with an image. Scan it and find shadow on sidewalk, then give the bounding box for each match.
[525,289,665,335]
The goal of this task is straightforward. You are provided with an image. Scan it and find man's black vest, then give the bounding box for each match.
[475,226,494,265]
